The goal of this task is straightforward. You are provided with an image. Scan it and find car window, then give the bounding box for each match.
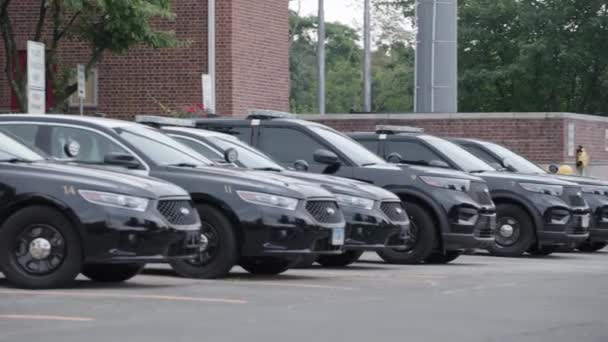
[202,126,253,143]
[308,126,385,166]
[418,136,495,172]
[207,135,285,170]
[358,140,379,154]
[172,136,224,161]
[0,131,45,161]
[259,127,327,165]
[0,125,39,146]
[387,140,444,164]
[480,141,547,174]
[48,126,129,163]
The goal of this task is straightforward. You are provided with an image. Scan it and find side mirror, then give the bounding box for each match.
[428,160,451,169]
[386,152,403,164]
[313,149,340,165]
[224,148,238,164]
[64,140,81,158]
[104,153,141,169]
[501,158,512,169]
[293,160,310,172]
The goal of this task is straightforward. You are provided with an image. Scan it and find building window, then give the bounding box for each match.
[69,68,98,107]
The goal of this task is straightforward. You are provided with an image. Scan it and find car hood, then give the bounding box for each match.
[477,171,578,186]
[4,161,189,199]
[278,170,399,201]
[397,164,485,182]
[548,174,608,187]
[168,166,336,200]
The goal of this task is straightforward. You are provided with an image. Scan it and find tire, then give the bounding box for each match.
[170,204,238,279]
[82,263,144,282]
[527,245,556,256]
[291,254,317,268]
[317,250,363,267]
[490,204,535,257]
[0,206,82,289]
[577,241,607,253]
[240,257,291,275]
[424,250,462,264]
[376,203,437,264]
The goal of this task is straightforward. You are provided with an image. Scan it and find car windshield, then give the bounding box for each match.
[309,126,386,166]
[420,135,495,172]
[116,125,213,167]
[481,141,546,174]
[207,136,285,170]
[0,132,45,162]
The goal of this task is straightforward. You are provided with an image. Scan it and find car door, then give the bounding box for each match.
[0,123,150,175]
[256,125,354,177]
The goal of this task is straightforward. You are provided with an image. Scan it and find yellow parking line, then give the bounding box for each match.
[0,290,248,304]
[0,314,94,322]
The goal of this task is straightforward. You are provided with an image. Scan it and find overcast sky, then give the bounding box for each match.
[290,0,360,26]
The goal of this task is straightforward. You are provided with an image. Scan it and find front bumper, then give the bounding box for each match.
[584,195,608,242]
[82,200,202,264]
[341,204,410,251]
[538,209,590,246]
[444,211,496,250]
[239,198,346,257]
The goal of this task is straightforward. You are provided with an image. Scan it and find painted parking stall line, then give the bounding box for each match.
[0,315,94,322]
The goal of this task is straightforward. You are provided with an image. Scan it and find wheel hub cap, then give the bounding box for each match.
[499,224,514,237]
[199,234,209,252]
[29,238,52,260]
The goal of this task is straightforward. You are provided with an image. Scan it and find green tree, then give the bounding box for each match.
[0,0,179,113]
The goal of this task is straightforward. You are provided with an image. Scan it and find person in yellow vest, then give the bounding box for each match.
[576,145,590,176]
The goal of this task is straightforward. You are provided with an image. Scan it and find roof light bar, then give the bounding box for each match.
[246,110,298,120]
[375,125,425,134]
[135,115,196,127]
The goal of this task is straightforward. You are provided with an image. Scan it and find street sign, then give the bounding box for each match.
[27,41,45,114]
[77,64,86,99]
[27,88,45,114]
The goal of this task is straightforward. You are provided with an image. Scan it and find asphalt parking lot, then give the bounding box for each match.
[1,251,608,342]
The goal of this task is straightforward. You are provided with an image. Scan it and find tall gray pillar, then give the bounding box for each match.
[415,0,457,113]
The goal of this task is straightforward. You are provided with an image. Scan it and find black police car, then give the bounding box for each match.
[0,131,200,289]
[350,126,591,257]
[0,115,346,278]
[135,118,410,267]
[190,111,496,264]
[452,138,608,252]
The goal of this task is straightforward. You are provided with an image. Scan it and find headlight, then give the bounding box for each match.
[581,185,608,196]
[79,190,150,212]
[519,183,563,196]
[420,176,470,192]
[236,191,298,210]
[335,195,375,210]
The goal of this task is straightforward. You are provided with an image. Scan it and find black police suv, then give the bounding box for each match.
[0,131,201,289]
[136,118,410,267]
[350,126,591,257]
[0,115,346,278]
[190,111,496,264]
[452,138,608,252]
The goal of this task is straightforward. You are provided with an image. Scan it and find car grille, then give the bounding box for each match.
[380,202,408,222]
[567,226,589,235]
[306,201,343,224]
[469,182,493,205]
[157,200,199,226]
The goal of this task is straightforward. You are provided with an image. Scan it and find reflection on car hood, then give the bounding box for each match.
[279,170,399,201]
[479,171,578,185]
[399,164,485,182]
[5,161,189,199]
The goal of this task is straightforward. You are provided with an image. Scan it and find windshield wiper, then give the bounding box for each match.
[469,170,488,174]
[361,162,378,167]
[166,162,201,168]
[0,158,33,164]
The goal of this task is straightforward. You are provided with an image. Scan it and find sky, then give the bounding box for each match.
[290,0,360,27]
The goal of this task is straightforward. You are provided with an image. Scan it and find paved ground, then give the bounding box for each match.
[1,250,607,342]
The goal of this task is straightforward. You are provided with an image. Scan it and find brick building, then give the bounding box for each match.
[0,0,290,118]
[301,112,608,179]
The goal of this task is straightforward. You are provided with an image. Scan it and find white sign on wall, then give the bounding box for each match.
[77,64,86,99]
[202,74,214,114]
[27,41,45,114]
[567,123,576,157]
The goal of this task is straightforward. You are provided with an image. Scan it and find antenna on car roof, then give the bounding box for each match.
[135,115,196,128]
[246,109,298,120]
[375,125,425,134]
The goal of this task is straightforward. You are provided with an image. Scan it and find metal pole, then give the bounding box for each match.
[363,0,372,112]
[318,0,326,114]
[208,0,216,114]
[79,98,83,116]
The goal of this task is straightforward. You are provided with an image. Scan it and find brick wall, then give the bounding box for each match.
[0,0,290,118]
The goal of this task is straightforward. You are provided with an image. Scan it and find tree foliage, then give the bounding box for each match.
[0,0,179,112]
[289,9,414,114]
